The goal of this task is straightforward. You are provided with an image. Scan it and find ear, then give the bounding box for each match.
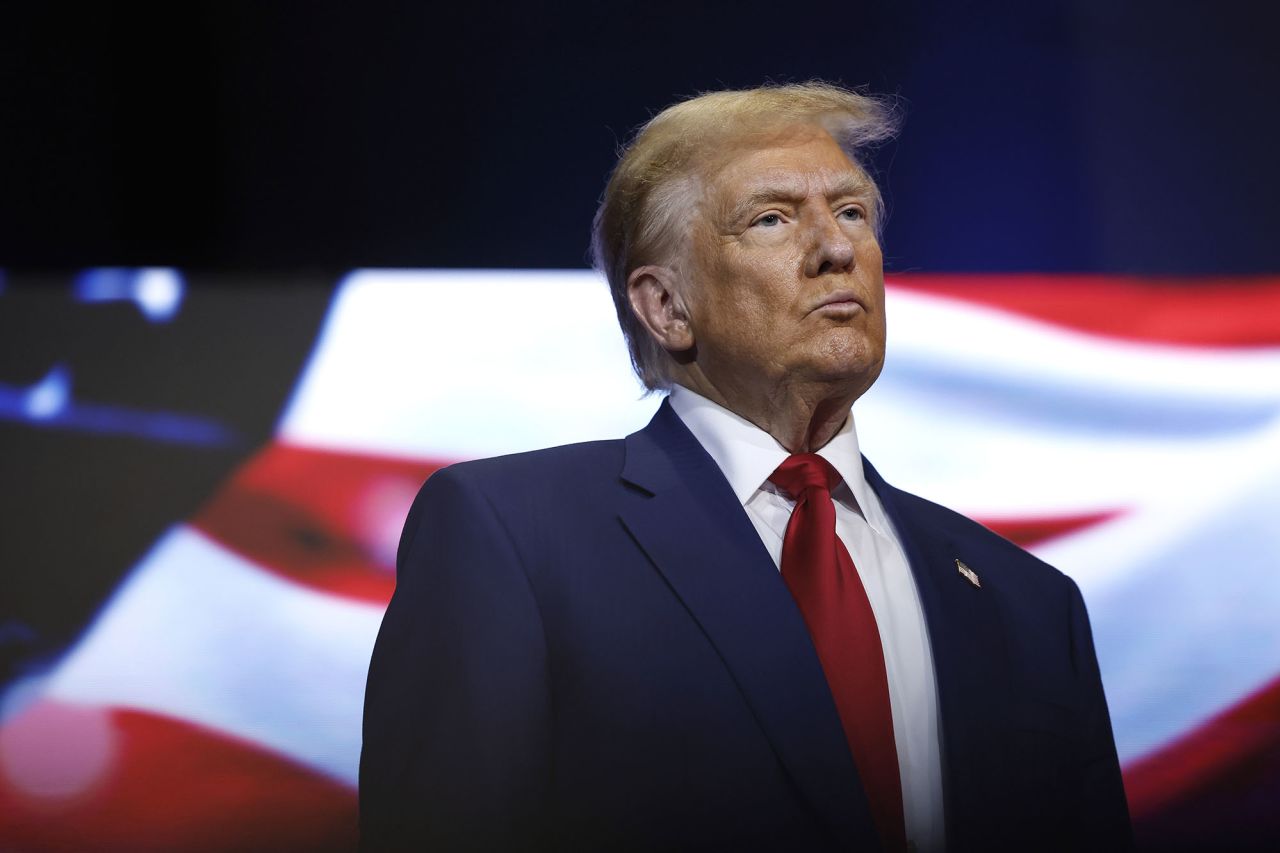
[627,265,695,353]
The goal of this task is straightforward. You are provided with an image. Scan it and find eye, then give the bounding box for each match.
[752,213,783,227]
[838,206,865,222]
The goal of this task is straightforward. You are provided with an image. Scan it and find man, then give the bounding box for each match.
[359,83,1133,852]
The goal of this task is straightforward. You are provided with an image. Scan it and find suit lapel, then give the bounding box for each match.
[863,458,1013,849]
[619,401,881,851]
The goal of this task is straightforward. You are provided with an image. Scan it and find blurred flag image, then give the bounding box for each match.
[1,270,1278,850]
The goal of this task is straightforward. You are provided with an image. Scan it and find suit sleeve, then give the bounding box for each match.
[1064,578,1135,851]
[359,466,553,852]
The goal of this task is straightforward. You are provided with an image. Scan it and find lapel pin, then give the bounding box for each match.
[955,559,981,589]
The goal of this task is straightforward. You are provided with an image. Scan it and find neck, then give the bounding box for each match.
[675,370,861,453]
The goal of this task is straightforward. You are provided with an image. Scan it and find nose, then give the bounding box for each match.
[805,211,856,277]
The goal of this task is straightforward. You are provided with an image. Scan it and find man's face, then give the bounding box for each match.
[682,126,887,402]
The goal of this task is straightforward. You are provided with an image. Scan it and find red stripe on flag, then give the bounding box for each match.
[1124,676,1280,816]
[193,442,1123,598]
[890,274,1280,346]
[1123,677,1280,848]
[975,509,1121,549]
[191,442,450,605]
[0,700,356,853]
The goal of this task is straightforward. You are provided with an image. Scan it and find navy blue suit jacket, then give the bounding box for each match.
[359,401,1132,851]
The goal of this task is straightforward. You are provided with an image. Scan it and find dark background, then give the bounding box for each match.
[3,0,1279,274]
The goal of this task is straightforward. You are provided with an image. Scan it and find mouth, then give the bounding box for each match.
[811,289,864,314]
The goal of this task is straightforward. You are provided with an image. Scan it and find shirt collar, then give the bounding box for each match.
[667,384,879,524]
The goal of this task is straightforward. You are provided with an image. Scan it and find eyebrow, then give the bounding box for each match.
[723,175,874,226]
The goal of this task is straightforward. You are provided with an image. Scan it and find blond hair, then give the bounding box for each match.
[591,81,901,391]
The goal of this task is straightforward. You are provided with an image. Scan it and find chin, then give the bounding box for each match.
[802,357,883,396]
[809,339,885,388]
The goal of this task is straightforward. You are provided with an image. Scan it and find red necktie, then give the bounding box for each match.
[770,454,906,853]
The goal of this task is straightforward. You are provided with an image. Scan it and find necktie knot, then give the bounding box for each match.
[769,453,841,500]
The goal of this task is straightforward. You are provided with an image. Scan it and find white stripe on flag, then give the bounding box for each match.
[43,526,384,786]
[1037,452,1280,762]
[278,269,661,460]
[860,288,1280,515]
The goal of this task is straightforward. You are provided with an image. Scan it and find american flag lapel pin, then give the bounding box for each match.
[955,558,981,588]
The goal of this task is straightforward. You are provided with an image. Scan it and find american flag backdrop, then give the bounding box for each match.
[1,269,1278,851]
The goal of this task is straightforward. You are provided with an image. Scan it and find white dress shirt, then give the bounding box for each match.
[668,385,946,853]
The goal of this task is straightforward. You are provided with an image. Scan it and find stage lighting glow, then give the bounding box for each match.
[74,268,185,323]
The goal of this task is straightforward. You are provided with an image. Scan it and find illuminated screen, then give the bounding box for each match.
[2,269,1279,850]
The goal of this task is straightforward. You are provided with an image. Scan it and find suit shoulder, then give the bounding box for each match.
[435,435,624,473]
[427,439,624,490]
[397,439,626,566]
